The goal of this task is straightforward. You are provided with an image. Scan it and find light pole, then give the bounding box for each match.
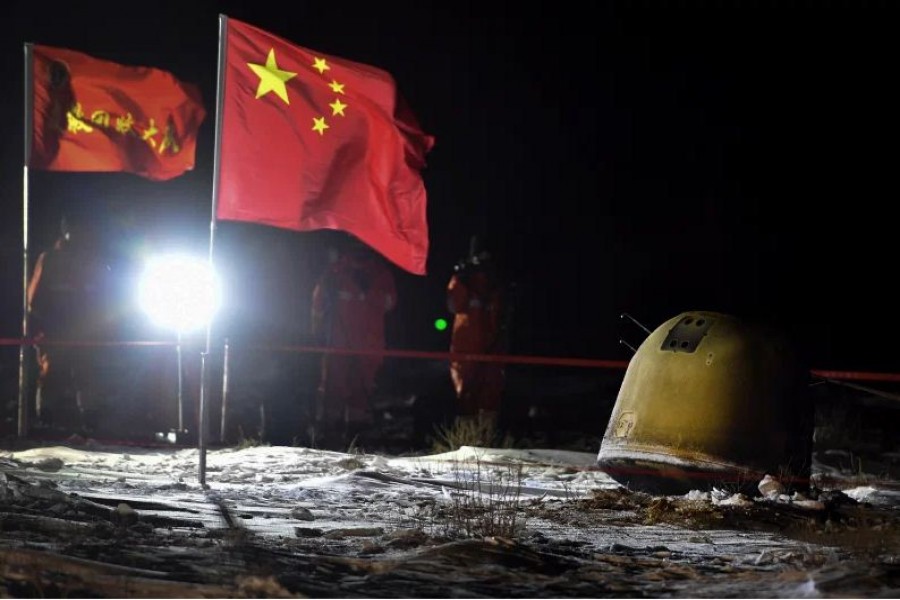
[137,253,221,441]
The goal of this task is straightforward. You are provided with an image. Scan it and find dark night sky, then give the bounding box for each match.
[2,1,898,372]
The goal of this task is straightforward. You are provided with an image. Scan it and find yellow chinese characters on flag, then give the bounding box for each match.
[216,18,435,275]
[29,45,206,181]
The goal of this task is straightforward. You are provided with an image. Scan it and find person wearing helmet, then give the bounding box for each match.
[310,235,397,447]
[447,236,510,425]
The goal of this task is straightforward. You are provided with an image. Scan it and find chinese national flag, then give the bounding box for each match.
[216,18,435,275]
[30,45,207,181]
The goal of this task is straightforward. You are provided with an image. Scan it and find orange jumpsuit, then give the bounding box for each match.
[447,266,506,417]
[311,250,396,425]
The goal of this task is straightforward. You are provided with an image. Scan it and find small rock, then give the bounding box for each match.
[758,474,784,498]
[113,502,138,527]
[34,457,64,472]
[290,507,315,521]
[294,527,323,537]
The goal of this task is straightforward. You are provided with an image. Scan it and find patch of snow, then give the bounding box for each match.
[684,490,710,501]
[712,493,753,507]
[842,485,900,506]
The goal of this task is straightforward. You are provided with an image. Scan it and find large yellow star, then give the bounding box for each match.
[247,49,297,104]
[312,57,330,74]
[328,80,345,95]
[312,116,329,135]
[330,98,348,116]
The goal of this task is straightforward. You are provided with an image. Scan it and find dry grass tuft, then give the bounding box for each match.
[441,457,526,539]
[430,414,514,453]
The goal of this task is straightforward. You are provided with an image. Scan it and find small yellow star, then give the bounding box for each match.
[328,80,345,94]
[312,116,329,135]
[329,98,348,116]
[247,49,297,105]
[312,57,330,74]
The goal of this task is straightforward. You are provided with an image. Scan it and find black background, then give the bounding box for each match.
[2,0,898,375]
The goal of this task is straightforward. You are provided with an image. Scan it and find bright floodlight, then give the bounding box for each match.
[138,254,222,333]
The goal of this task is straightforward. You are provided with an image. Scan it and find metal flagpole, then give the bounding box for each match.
[198,13,229,485]
[176,331,184,433]
[18,43,34,438]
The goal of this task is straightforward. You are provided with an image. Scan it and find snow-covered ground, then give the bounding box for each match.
[1,444,619,535]
[4,442,897,499]
[2,442,898,538]
[2,442,899,597]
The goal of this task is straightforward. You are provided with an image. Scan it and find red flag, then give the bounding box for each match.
[30,45,206,181]
[216,18,435,275]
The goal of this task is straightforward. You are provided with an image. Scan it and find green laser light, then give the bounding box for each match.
[434,318,448,331]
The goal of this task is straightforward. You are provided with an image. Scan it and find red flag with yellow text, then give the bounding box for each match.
[216,18,435,275]
[29,45,206,181]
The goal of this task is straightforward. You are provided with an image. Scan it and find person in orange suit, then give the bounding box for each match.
[447,243,509,423]
[311,237,397,444]
[27,215,113,434]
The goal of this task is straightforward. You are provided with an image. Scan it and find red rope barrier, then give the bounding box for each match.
[2,337,899,382]
[0,338,176,348]
[810,369,900,383]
